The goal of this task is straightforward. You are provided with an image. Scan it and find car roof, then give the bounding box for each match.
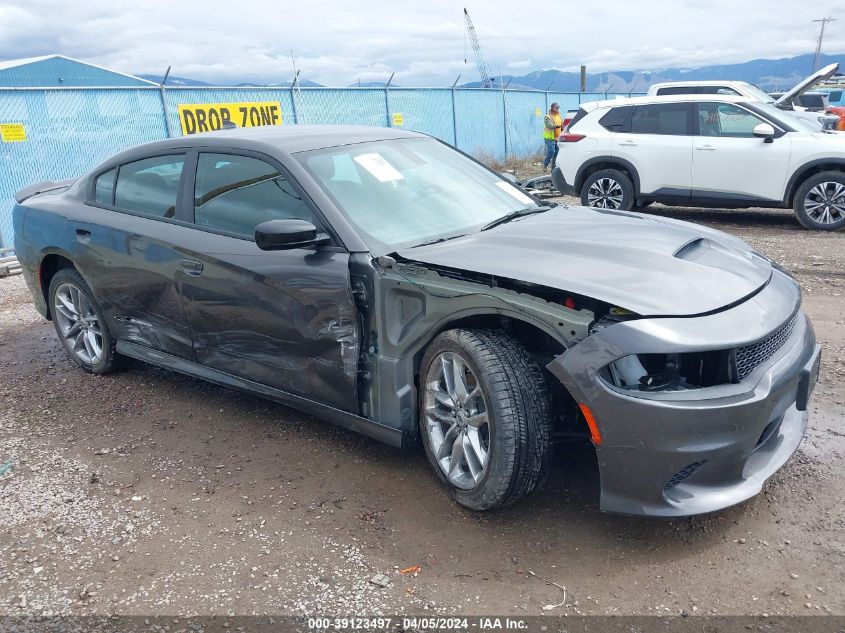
[579,93,752,110]
[650,80,753,88]
[108,124,427,162]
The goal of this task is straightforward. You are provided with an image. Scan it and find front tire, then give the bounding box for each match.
[418,329,552,511]
[48,268,122,374]
[580,168,634,211]
[793,171,845,231]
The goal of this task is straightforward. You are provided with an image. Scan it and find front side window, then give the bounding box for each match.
[700,86,741,95]
[296,137,541,254]
[193,153,321,237]
[114,155,185,217]
[630,104,690,135]
[697,103,764,137]
[93,168,116,205]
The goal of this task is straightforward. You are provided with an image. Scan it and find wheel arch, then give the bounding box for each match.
[38,250,80,320]
[409,309,568,380]
[574,156,641,196]
[784,159,845,206]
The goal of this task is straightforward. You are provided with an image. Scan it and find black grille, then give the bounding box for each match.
[734,314,799,381]
[664,460,707,491]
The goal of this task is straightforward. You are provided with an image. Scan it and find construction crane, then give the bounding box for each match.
[463,8,494,89]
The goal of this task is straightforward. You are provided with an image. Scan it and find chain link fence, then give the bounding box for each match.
[0,86,642,248]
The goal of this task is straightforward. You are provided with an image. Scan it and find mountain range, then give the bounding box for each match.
[138,53,845,91]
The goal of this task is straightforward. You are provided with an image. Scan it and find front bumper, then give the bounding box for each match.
[547,270,820,517]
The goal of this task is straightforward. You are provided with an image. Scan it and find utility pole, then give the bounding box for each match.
[812,17,836,72]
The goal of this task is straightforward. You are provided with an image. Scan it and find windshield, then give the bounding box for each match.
[296,138,540,254]
[738,82,776,103]
[750,102,821,132]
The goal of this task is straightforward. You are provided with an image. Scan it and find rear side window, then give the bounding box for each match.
[598,106,633,132]
[93,168,116,205]
[114,155,185,218]
[655,86,698,96]
[193,153,322,237]
[630,103,690,135]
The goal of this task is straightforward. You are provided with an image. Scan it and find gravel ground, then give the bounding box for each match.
[0,203,843,618]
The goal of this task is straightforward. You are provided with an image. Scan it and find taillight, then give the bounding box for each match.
[562,117,573,130]
[558,133,585,142]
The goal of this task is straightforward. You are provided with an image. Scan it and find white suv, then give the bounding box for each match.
[552,93,845,231]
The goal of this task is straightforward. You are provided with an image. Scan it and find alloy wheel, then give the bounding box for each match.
[53,282,104,365]
[423,352,490,490]
[587,177,624,209]
[804,181,845,225]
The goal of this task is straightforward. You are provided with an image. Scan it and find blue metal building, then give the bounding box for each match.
[0,54,156,87]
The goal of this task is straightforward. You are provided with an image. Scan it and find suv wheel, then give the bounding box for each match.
[793,171,845,231]
[581,169,634,211]
[418,329,552,511]
[48,268,122,374]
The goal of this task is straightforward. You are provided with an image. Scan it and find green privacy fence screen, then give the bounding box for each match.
[0,86,642,248]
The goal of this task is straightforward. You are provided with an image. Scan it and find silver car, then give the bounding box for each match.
[13,126,820,516]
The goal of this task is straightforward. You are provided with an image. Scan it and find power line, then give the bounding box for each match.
[812,17,836,72]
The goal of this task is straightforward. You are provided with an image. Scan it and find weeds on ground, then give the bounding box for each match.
[474,150,545,179]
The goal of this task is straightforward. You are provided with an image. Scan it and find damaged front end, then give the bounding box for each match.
[350,251,631,448]
[546,269,819,516]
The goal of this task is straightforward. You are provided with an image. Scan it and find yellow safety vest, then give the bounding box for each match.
[543,113,563,140]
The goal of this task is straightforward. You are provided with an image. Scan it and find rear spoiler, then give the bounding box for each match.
[14,178,76,204]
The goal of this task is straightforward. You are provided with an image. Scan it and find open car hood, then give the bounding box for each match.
[397,206,773,317]
[775,63,839,106]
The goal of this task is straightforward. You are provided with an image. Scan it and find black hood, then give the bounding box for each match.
[397,206,772,316]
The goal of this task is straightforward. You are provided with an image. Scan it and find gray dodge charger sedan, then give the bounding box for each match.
[13,125,821,515]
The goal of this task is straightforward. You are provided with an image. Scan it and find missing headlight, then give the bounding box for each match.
[602,351,733,391]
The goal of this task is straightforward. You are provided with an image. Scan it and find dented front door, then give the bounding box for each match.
[178,233,359,413]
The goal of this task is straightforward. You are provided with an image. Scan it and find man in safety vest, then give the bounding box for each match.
[543,102,563,171]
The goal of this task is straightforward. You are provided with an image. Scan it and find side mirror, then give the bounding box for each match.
[254,219,329,250]
[753,123,776,143]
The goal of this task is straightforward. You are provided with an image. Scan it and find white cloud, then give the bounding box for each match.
[506,59,532,69]
[0,0,841,85]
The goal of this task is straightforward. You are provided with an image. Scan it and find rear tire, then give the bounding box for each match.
[793,171,845,231]
[48,268,122,374]
[580,169,634,211]
[418,329,553,511]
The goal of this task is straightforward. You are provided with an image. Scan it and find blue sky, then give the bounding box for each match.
[1,0,842,85]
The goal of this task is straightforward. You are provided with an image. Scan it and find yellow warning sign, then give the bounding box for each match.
[177,102,282,135]
[0,123,26,143]
[535,107,543,117]
[391,112,404,126]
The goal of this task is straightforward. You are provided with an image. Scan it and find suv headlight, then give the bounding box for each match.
[601,351,733,391]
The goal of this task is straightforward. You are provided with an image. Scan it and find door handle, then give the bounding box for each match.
[180,258,204,276]
[618,141,638,147]
[696,145,716,151]
[75,229,91,243]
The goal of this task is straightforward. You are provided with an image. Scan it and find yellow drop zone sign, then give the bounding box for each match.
[178,102,283,135]
[0,123,26,142]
